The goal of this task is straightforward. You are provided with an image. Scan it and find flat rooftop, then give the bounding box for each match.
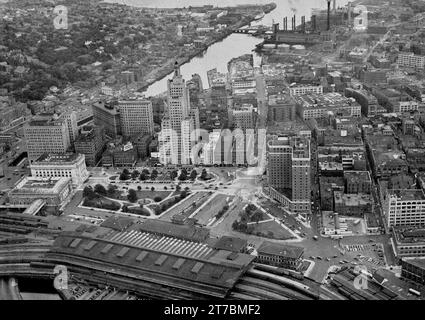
[389,189,425,201]
[344,171,371,183]
[34,153,80,164]
[258,241,303,259]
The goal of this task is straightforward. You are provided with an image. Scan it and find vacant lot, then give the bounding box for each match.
[250,220,295,240]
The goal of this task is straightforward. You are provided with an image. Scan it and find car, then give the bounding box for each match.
[333,255,338,258]
[317,256,322,260]
[326,258,330,262]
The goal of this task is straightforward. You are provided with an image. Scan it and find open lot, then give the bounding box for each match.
[249,220,295,240]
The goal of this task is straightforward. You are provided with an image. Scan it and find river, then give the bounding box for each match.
[105,0,350,96]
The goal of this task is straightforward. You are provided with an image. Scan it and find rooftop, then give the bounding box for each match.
[402,257,425,270]
[257,242,303,259]
[212,236,247,252]
[388,189,425,201]
[344,171,371,183]
[34,153,81,164]
[11,176,71,194]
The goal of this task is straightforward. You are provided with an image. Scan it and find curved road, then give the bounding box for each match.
[0,277,22,300]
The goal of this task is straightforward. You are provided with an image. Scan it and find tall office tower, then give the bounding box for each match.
[24,113,71,163]
[189,107,200,132]
[160,63,194,165]
[118,99,154,138]
[267,135,311,213]
[63,111,78,148]
[92,101,121,138]
[74,125,106,167]
[231,104,255,130]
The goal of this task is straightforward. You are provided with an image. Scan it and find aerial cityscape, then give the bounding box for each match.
[1,0,425,304]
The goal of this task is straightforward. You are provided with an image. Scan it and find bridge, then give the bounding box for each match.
[233,26,271,36]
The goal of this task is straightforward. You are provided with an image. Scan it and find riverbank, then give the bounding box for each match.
[137,3,277,94]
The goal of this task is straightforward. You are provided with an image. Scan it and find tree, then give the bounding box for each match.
[122,205,129,212]
[178,168,188,181]
[170,170,178,180]
[127,189,138,203]
[151,186,155,192]
[94,184,107,195]
[184,186,190,192]
[131,170,140,180]
[252,210,263,224]
[83,186,96,200]
[200,169,208,180]
[139,172,147,181]
[142,169,150,175]
[176,184,181,192]
[154,196,162,202]
[122,168,130,175]
[119,172,129,181]
[107,184,118,195]
[180,190,187,199]
[163,186,168,190]
[190,169,198,181]
[137,186,142,191]
[151,169,158,180]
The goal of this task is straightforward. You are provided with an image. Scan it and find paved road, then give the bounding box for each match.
[0,278,21,300]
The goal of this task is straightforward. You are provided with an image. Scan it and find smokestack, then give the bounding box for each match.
[302,16,305,33]
[348,2,352,26]
[333,0,336,13]
[283,17,287,31]
[327,0,331,31]
[312,14,317,32]
[293,15,296,31]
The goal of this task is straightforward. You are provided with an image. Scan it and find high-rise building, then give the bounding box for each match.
[24,113,71,162]
[74,125,106,167]
[63,111,78,148]
[384,189,425,228]
[92,101,121,138]
[266,135,311,213]
[231,104,255,130]
[119,99,154,138]
[159,64,195,165]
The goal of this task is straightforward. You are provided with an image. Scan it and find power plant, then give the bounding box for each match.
[256,0,351,50]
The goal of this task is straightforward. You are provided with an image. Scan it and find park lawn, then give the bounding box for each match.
[105,190,171,202]
[135,190,171,201]
[127,206,151,217]
[251,220,295,240]
[82,196,121,211]
[246,209,269,223]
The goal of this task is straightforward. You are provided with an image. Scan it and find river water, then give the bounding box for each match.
[105,0,350,96]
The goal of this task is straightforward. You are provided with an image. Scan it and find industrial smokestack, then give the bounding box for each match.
[327,0,331,31]
[293,14,296,31]
[348,2,352,26]
[302,16,306,33]
[283,17,287,31]
[333,0,336,13]
[312,15,317,32]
